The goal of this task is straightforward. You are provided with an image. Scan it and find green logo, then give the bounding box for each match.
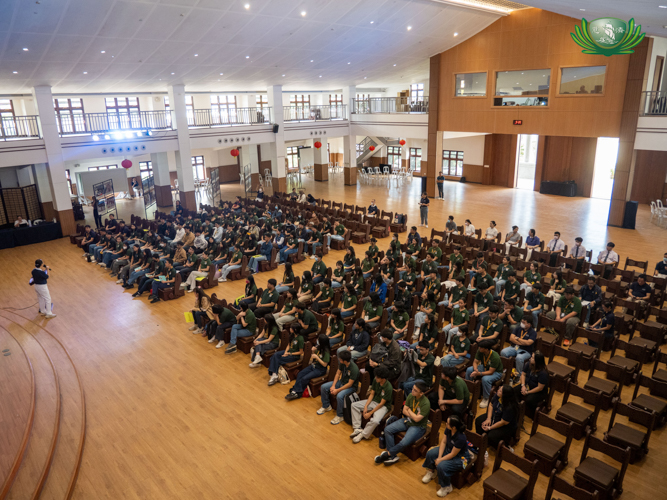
[571,18,645,56]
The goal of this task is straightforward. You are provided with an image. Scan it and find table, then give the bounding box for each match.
[0,222,63,250]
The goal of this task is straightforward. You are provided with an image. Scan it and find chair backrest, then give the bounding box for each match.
[580,431,631,491]
[546,470,600,500]
[531,409,574,450]
[608,398,656,441]
[492,444,539,499]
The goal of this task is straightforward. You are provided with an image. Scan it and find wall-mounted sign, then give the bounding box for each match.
[513,119,523,125]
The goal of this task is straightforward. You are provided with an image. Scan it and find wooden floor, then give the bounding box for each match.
[1,173,666,499]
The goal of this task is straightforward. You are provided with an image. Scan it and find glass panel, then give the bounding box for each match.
[105,98,116,106]
[455,72,487,96]
[495,69,550,96]
[456,160,463,177]
[559,66,606,95]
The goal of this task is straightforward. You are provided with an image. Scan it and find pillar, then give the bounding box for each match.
[32,86,76,235]
[267,85,286,193]
[342,85,357,185]
[401,141,409,169]
[17,166,35,187]
[425,55,441,198]
[313,138,328,181]
[151,152,172,207]
[240,144,260,192]
[168,84,196,211]
[32,163,56,221]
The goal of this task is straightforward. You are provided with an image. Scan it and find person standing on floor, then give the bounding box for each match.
[419,191,429,228]
[31,259,56,318]
[92,196,102,229]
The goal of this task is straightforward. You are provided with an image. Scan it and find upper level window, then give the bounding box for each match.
[290,95,310,108]
[54,98,85,134]
[559,66,606,95]
[0,99,17,136]
[329,94,343,118]
[185,95,194,125]
[0,99,15,117]
[88,165,118,171]
[139,161,153,179]
[105,97,140,129]
[192,155,205,180]
[211,95,237,124]
[163,97,171,126]
[256,94,269,109]
[410,84,424,103]
[494,70,550,107]
[329,94,343,105]
[455,73,487,97]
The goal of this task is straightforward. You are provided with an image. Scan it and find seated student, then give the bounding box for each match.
[402,341,435,394]
[588,300,615,349]
[421,254,438,281]
[469,283,493,323]
[412,314,438,351]
[523,282,544,328]
[443,246,462,275]
[311,279,334,313]
[473,305,503,347]
[514,350,549,420]
[568,237,587,272]
[147,258,177,304]
[367,238,380,263]
[414,291,436,333]
[331,261,345,288]
[80,225,98,255]
[468,252,487,282]
[192,229,208,253]
[185,248,213,292]
[310,254,327,285]
[580,276,602,326]
[498,272,520,305]
[123,249,153,289]
[546,270,567,302]
[238,275,258,308]
[437,366,470,418]
[367,329,402,382]
[363,292,384,331]
[378,380,431,467]
[545,286,581,346]
[121,245,143,286]
[442,326,470,368]
[105,213,118,233]
[209,305,237,348]
[444,215,458,239]
[504,226,522,254]
[421,415,470,497]
[367,199,380,216]
[340,284,358,318]
[325,309,346,349]
[596,242,619,279]
[251,279,279,318]
[278,232,298,265]
[369,274,387,304]
[524,228,540,256]
[285,334,331,401]
[484,220,499,245]
[520,261,541,293]
[176,246,199,281]
[109,241,133,278]
[546,231,566,266]
[422,269,441,301]
[655,252,667,278]
[627,274,652,308]
[442,272,466,307]
[293,302,319,339]
[360,251,374,279]
[275,262,295,294]
[267,324,304,386]
[463,219,475,237]
[352,268,365,296]
[474,384,519,449]
[272,288,297,331]
[248,233,273,274]
[498,299,523,334]
[188,287,213,335]
[225,302,257,354]
[443,298,470,345]
[329,220,347,247]
[100,235,125,269]
[349,366,393,439]
[297,271,314,304]
[306,226,325,259]
[318,350,360,424]
[466,339,503,408]
[389,301,410,340]
[494,256,514,296]
[14,215,29,227]
[343,246,356,272]
[501,316,536,375]
[471,267,493,293]
[337,318,370,360]
[172,241,188,269]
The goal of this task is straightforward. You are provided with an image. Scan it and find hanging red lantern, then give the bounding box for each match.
[121,159,132,169]
[314,141,322,149]
[230,149,240,157]
[399,139,406,146]
[369,146,375,151]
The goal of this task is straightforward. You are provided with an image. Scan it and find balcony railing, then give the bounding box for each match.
[640,91,667,116]
[352,96,429,114]
[58,110,172,136]
[0,115,41,141]
[188,107,271,127]
[283,105,347,122]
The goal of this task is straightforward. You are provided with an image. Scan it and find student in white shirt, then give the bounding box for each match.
[463,219,475,237]
[596,242,619,279]
[212,222,223,243]
[504,226,522,254]
[546,231,566,266]
[485,221,498,241]
[170,224,186,247]
[14,216,28,227]
[568,237,587,272]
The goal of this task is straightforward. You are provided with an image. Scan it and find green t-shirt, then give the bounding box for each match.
[426,277,441,294]
[414,353,435,385]
[260,289,279,307]
[282,270,294,285]
[475,274,494,291]
[198,257,212,270]
[524,270,541,285]
[301,310,319,330]
[301,281,314,294]
[391,311,409,330]
[320,286,334,301]
[453,337,471,354]
[497,264,514,281]
[551,278,567,290]
[451,285,468,304]
[343,293,357,309]
[164,267,176,281]
[405,393,431,428]
[333,268,344,280]
[368,244,379,258]
[475,292,494,310]
[509,306,524,323]
[312,261,327,277]
[422,261,438,276]
[313,231,323,244]
[472,259,488,271]
[244,309,257,334]
[329,319,345,340]
[480,317,503,338]
[361,258,374,272]
[371,379,394,412]
[475,349,503,372]
[266,326,279,343]
[287,335,305,353]
[219,308,236,323]
[449,253,463,267]
[340,361,360,388]
[232,250,243,263]
[557,296,582,316]
[452,307,470,326]
[504,280,521,299]
[364,302,383,320]
[526,291,545,309]
[335,224,345,236]
[315,348,331,365]
[427,246,442,261]
[440,377,470,405]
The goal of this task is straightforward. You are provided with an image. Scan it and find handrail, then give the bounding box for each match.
[188,107,271,127]
[352,96,429,114]
[283,104,347,122]
[640,91,667,116]
[0,115,41,140]
[58,110,171,136]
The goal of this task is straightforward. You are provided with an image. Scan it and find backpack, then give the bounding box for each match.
[278,366,290,385]
[343,391,360,425]
[370,342,389,364]
[395,214,406,225]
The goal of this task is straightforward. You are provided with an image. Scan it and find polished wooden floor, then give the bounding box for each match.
[1,173,666,499]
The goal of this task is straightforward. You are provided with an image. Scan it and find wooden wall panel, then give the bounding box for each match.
[570,138,597,197]
[538,136,596,196]
[630,150,667,204]
[462,164,484,183]
[489,134,517,188]
[436,8,630,138]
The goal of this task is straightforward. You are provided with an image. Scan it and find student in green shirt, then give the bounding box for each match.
[421,254,438,279]
[361,251,375,278]
[523,283,545,331]
[547,270,568,302]
[185,247,212,291]
[444,298,470,344]
[325,309,346,348]
[275,262,295,293]
[444,246,463,271]
[499,298,523,334]
[474,305,503,346]
[238,275,258,308]
[368,238,379,263]
[306,228,324,259]
[389,302,410,340]
[465,339,504,405]
[498,272,520,303]
[442,325,470,367]
[520,261,542,293]
[412,313,438,350]
[268,323,304,386]
[350,366,393,442]
[312,279,335,312]
[294,303,319,339]
[427,239,443,262]
[251,278,280,318]
[318,350,359,424]
[470,283,493,322]
[493,256,514,296]
[286,334,332,400]
[402,341,435,393]
[297,271,314,304]
[148,257,176,303]
[414,291,436,333]
[363,293,384,330]
[225,302,256,354]
[438,366,470,416]
[472,267,494,292]
[219,247,243,282]
[545,286,582,345]
[331,261,345,288]
[340,284,358,318]
[442,274,467,308]
[379,380,431,465]
[249,315,281,367]
[211,305,237,348]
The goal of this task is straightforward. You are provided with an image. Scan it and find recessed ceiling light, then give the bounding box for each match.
[310,59,314,62]
[370,21,374,24]
[580,8,585,11]
[660,5,667,8]
[407,26,412,30]
[454,32,458,36]
[101,50,105,53]
[83,71,88,74]
[319,75,322,78]
[282,74,285,77]
[301,10,306,16]
[347,62,351,64]
[244,3,250,9]
[194,54,198,57]
[12,71,17,74]
[22,47,28,51]
[393,64,396,66]
[220,72,223,75]
[364,77,367,79]
[246,55,250,59]
[171,72,175,75]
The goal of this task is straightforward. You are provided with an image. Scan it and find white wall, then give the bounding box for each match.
[78,168,131,198]
[0,167,19,188]
[441,134,486,166]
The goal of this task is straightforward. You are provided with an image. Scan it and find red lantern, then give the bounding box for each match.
[314,141,322,149]
[230,149,240,157]
[399,139,406,146]
[121,159,132,169]
[369,146,375,151]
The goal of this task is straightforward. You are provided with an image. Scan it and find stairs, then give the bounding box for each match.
[0,311,86,500]
[355,136,380,166]
[376,137,401,147]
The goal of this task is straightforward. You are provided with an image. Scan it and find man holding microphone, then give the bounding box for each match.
[32,259,56,318]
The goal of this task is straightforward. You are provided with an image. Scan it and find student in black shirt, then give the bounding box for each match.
[514,350,549,419]
[32,259,56,318]
[475,384,518,449]
[588,300,615,349]
[419,192,429,228]
[421,415,469,496]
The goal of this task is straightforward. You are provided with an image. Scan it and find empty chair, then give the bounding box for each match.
[556,380,603,440]
[523,409,574,475]
[573,431,631,500]
[604,397,656,463]
[545,470,600,500]
[482,443,539,500]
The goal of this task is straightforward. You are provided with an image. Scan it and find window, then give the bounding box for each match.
[0,99,17,136]
[211,95,237,124]
[256,94,269,110]
[410,84,424,103]
[494,70,550,107]
[286,146,299,170]
[139,161,153,179]
[442,151,464,177]
[387,146,402,168]
[88,165,118,171]
[356,143,363,157]
[329,93,343,118]
[185,95,194,125]
[53,98,85,134]
[105,97,140,129]
[66,169,72,195]
[409,147,422,172]
[354,94,370,113]
[192,155,205,180]
[290,95,310,120]
[455,73,487,97]
[559,66,606,95]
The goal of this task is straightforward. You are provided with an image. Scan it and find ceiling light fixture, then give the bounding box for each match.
[244,3,250,9]
[660,5,667,8]
[101,50,105,53]
[454,32,458,36]
[104,134,111,140]
[194,53,198,57]
[301,11,306,16]
[407,26,412,30]
[22,47,28,51]
[580,8,585,11]
[364,77,367,79]
[12,71,17,74]
[171,72,175,75]
[347,62,351,64]
[319,75,322,78]
[370,21,374,24]
[282,74,285,77]
[220,72,223,75]
[310,59,314,62]
[246,55,250,58]
[393,64,396,66]
[83,71,88,74]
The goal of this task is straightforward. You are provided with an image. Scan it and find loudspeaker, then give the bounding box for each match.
[622,201,638,230]
[272,124,279,133]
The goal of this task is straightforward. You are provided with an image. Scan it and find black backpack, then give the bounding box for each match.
[343,391,361,425]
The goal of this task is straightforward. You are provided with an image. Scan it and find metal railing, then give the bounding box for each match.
[0,115,41,140]
[352,96,429,114]
[58,110,172,136]
[640,91,667,116]
[356,136,378,166]
[188,107,271,127]
[283,105,347,122]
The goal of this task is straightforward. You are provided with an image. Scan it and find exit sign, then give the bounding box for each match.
[513,119,523,125]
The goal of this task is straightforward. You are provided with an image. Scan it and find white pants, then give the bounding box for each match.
[186,271,208,289]
[35,284,51,314]
[351,400,389,438]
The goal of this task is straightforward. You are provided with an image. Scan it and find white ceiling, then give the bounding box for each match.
[524,0,667,37]
[0,0,501,95]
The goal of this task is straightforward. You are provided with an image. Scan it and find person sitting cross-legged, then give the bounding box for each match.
[250,278,279,319]
[267,323,304,386]
[349,366,393,442]
[319,350,360,424]
[285,334,331,401]
[375,380,431,466]
[248,315,281,367]
[501,316,536,378]
[412,313,439,351]
[441,326,470,368]
[465,339,503,408]
[225,302,257,354]
[148,259,176,304]
[443,298,469,345]
[421,415,470,498]
[545,286,581,346]
[336,318,370,360]
[311,279,334,313]
[210,305,237,348]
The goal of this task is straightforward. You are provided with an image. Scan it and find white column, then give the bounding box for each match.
[32,163,53,203]
[168,84,195,208]
[151,152,170,187]
[343,134,357,169]
[17,166,35,187]
[267,85,286,189]
[342,85,356,118]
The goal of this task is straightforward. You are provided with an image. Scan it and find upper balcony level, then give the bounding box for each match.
[351,96,429,114]
[640,91,667,116]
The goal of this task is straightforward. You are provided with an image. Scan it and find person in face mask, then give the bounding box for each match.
[654,252,667,278]
[500,316,536,379]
